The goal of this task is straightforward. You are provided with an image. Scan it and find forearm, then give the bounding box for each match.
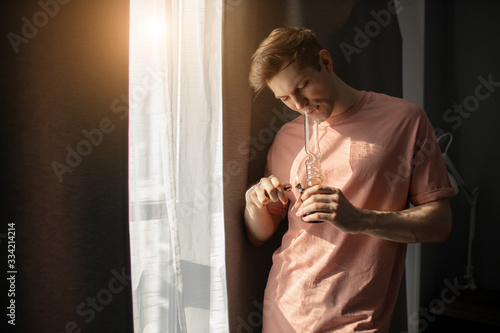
[244,176,289,246]
[362,199,452,244]
[244,203,279,247]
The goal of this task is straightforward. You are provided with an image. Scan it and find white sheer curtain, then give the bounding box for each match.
[128,0,228,332]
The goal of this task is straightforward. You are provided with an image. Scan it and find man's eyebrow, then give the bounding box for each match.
[274,77,308,99]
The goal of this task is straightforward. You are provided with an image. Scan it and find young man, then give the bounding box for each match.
[245,27,455,332]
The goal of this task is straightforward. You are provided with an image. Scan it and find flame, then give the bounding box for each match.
[294,175,299,184]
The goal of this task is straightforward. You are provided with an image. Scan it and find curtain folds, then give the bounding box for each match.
[128,0,228,332]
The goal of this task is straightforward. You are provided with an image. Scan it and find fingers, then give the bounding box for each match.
[296,185,341,221]
[294,185,363,230]
[301,212,331,223]
[270,176,288,205]
[300,185,338,201]
[257,176,280,204]
[246,175,288,208]
[296,201,336,217]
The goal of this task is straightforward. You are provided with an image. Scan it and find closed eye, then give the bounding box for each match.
[299,80,309,90]
[276,80,308,102]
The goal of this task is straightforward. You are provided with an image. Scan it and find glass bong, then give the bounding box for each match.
[295,109,324,223]
[304,110,323,188]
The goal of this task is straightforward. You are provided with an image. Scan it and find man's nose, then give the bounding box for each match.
[291,94,307,111]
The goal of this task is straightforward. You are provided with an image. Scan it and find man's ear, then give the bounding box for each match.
[318,49,333,73]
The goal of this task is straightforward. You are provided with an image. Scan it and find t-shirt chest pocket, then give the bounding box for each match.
[346,140,388,182]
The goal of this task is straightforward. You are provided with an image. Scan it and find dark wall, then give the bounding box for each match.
[1,1,132,332]
[422,0,500,305]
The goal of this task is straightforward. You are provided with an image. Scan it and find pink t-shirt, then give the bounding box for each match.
[263,91,454,332]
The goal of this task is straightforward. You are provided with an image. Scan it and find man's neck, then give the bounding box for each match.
[331,80,362,117]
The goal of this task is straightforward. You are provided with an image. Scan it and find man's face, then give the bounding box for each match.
[267,59,336,122]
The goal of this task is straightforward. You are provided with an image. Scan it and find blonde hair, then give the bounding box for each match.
[249,27,322,93]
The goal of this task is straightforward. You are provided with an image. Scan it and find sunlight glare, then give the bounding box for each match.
[145,16,166,41]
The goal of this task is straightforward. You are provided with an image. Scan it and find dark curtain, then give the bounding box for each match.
[422,0,500,313]
[1,1,132,332]
[223,0,405,331]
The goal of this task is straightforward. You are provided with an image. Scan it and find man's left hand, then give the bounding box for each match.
[296,185,367,233]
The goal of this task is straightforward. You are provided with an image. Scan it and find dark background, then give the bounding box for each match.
[422,0,500,304]
[1,1,131,332]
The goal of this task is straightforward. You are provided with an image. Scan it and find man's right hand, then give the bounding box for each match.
[244,175,288,246]
[245,175,288,209]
